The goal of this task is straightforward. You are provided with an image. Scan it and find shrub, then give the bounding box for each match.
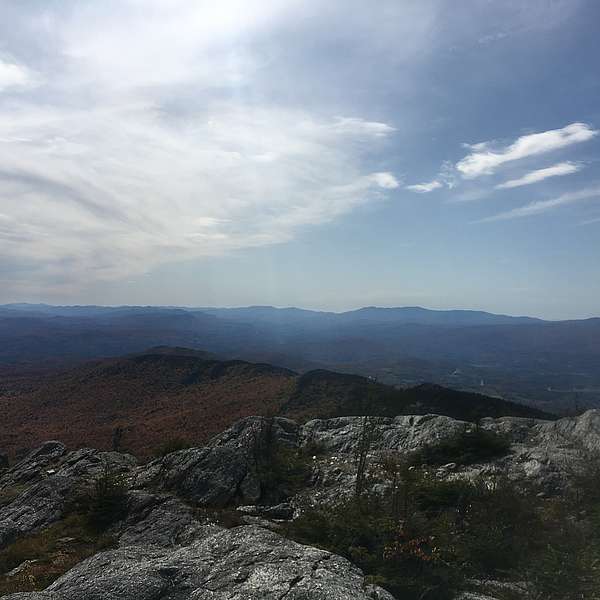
[417,426,510,466]
[258,446,312,503]
[286,466,564,599]
[255,417,314,503]
[415,477,474,516]
[455,477,540,575]
[524,456,600,600]
[85,464,129,532]
[288,490,459,600]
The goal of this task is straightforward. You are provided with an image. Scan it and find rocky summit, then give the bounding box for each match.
[1,410,599,599]
[4,525,394,600]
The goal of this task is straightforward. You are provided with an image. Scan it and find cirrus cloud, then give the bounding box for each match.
[478,186,600,222]
[495,161,581,189]
[0,103,398,287]
[0,1,402,295]
[405,180,443,193]
[457,123,597,178]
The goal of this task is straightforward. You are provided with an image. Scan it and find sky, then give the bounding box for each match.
[0,0,599,319]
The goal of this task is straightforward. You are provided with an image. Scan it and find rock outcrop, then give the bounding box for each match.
[115,491,206,548]
[123,410,600,520]
[298,410,600,499]
[0,476,73,548]
[0,441,67,488]
[0,443,136,548]
[136,417,300,506]
[2,410,600,599]
[4,525,394,600]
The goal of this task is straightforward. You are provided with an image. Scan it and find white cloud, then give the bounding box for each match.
[496,161,581,189]
[406,161,457,194]
[1,1,592,299]
[478,186,600,222]
[0,59,35,90]
[330,117,396,138]
[0,1,406,295]
[0,103,397,286]
[405,180,443,193]
[457,123,597,178]
[370,172,400,189]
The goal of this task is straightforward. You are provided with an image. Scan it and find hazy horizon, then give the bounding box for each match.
[1,1,599,320]
[3,300,598,322]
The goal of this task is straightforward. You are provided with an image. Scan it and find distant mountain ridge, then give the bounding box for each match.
[0,302,551,325]
[199,304,545,325]
[1,303,599,412]
[0,347,551,458]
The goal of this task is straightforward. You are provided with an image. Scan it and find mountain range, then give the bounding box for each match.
[1,303,599,413]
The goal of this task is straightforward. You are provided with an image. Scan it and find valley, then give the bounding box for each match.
[0,347,549,459]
